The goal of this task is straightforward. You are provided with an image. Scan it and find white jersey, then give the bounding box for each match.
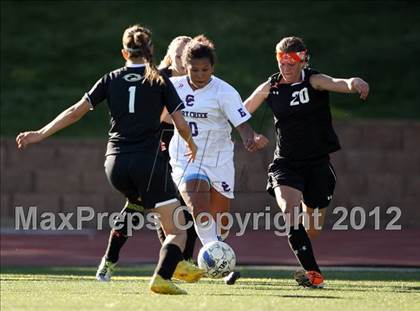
[169,75,251,167]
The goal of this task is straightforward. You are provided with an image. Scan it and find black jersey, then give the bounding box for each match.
[266,68,341,161]
[85,65,184,156]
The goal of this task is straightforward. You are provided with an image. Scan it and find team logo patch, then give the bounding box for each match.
[186,94,195,106]
[238,108,247,117]
[123,73,143,82]
[221,182,231,192]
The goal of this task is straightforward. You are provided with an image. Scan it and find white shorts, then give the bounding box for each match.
[170,159,235,199]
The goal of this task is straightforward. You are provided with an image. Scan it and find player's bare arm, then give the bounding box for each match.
[16,99,91,149]
[244,81,271,114]
[160,107,173,124]
[310,74,370,100]
[171,110,197,161]
[236,122,260,152]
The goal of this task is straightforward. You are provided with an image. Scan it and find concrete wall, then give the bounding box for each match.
[1,120,419,230]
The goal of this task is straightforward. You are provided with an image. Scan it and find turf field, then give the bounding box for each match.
[1,266,419,311]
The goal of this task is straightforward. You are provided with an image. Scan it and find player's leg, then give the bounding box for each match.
[142,156,203,294]
[182,207,198,260]
[156,197,197,261]
[149,199,187,294]
[96,199,144,281]
[301,160,336,239]
[209,187,231,239]
[149,198,205,293]
[208,162,240,285]
[301,203,327,239]
[153,200,186,278]
[96,154,139,282]
[209,189,241,285]
[180,176,218,245]
[207,161,235,240]
[274,185,324,288]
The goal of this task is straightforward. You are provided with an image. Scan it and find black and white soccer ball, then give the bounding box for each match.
[197,241,236,278]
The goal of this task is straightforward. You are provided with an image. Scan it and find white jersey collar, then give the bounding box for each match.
[126,63,146,68]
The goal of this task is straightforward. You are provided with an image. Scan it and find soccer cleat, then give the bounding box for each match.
[149,274,187,295]
[294,270,324,288]
[95,257,116,282]
[173,260,205,283]
[224,271,241,285]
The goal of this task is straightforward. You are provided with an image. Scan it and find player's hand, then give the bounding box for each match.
[254,133,269,150]
[16,131,44,149]
[244,137,258,152]
[160,141,167,151]
[185,141,197,162]
[352,78,369,100]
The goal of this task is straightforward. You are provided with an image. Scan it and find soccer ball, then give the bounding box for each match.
[197,241,236,278]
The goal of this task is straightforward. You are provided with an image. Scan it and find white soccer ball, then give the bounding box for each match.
[197,241,236,278]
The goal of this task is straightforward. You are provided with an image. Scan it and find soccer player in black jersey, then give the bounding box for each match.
[244,36,369,288]
[93,36,199,281]
[16,24,204,295]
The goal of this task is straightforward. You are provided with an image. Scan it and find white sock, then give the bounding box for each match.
[194,217,218,245]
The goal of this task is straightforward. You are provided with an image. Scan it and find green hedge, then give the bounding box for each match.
[1,1,419,137]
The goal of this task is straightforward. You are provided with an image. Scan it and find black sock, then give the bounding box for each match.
[104,229,128,263]
[287,224,321,273]
[183,210,198,260]
[104,205,141,263]
[156,227,166,244]
[155,244,183,280]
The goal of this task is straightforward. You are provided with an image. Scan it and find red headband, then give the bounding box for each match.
[276,50,308,64]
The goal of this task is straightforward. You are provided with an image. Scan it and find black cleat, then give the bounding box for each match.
[224,271,241,285]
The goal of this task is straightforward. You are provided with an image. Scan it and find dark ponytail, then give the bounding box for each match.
[122,25,164,85]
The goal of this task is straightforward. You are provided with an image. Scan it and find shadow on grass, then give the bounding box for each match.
[1,266,419,283]
[204,292,342,299]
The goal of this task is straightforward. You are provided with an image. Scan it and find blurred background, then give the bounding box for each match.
[1,1,419,268]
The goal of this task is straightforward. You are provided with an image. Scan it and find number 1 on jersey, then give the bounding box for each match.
[128,86,136,113]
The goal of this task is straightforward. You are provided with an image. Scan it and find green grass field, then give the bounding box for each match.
[1,266,419,311]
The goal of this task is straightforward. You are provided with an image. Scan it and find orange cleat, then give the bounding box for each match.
[294,270,324,288]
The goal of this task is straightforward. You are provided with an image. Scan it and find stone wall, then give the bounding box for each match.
[1,120,419,230]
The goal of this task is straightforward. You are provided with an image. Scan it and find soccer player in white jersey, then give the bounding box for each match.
[166,35,268,283]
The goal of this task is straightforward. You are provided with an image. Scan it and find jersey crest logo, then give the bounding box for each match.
[185,94,195,106]
[123,73,143,82]
[221,182,231,192]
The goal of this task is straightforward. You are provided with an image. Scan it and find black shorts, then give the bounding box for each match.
[267,155,336,209]
[104,152,178,209]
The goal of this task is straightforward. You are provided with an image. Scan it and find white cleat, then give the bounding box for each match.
[96,257,117,282]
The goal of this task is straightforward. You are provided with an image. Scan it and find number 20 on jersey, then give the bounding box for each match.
[290,87,309,106]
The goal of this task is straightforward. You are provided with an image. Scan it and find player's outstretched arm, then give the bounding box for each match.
[310,74,369,100]
[171,110,197,162]
[244,81,270,114]
[16,99,91,149]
